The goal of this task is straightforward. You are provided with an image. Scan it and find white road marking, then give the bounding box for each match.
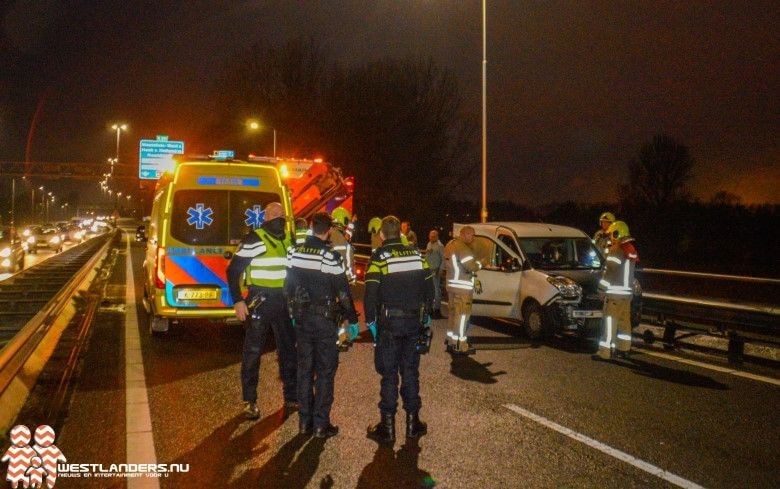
[640,349,780,387]
[124,231,160,489]
[503,404,707,489]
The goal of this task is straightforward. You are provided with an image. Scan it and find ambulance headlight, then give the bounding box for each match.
[547,275,582,300]
[0,247,11,258]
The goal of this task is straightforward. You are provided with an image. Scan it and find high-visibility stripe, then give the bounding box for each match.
[623,261,630,288]
[599,316,613,349]
[236,244,267,258]
[458,314,466,337]
[599,279,611,288]
[323,263,346,275]
[607,256,622,264]
[460,255,474,264]
[250,256,288,267]
[617,333,632,341]
[388,261,423,273]
[249,269,287,280]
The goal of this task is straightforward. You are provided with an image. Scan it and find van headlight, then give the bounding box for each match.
[547,275,582,300]
[50,236,61,244]
[0,247,11,258]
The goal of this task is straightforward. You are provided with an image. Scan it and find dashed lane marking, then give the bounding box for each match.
[124,232,160,489]
[640,349,780,387]
[503,404,707,489]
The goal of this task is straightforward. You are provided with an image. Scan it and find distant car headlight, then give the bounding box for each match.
[27,236,36,244]
[547,275,582,300]
[50,236,61,244]
[1,258,10,268]
[76,231,84,239]
[22,229,31,237]
[0,247,11,258]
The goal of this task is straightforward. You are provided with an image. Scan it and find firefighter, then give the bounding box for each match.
[364,216,434,446]
[593,211,615,252]
[286,212,359,438]
[330,207,355,282]
[368,217,382,252]
[596,220,639,360]
[444,226,482,355]
[227,202,297,420]
[294,217,309,246]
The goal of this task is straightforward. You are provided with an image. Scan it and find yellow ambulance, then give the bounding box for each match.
[142,151,293,335]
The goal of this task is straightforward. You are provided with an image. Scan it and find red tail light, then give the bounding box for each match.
[344,176,354,193]
[155,247,166,288]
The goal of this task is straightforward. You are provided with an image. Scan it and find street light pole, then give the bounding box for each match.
[480,0,488,223]
[11,178,15,227]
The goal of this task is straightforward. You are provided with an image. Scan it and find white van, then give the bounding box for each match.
[451,222,640,339]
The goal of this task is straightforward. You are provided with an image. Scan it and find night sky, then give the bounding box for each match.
[1,0,778,205]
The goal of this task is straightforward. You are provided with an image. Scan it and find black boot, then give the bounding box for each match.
[367,413,395,445]
[406,412,427,439]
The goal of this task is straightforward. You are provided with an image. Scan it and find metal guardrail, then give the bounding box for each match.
[0,231,114,399]
[352,242,780,362]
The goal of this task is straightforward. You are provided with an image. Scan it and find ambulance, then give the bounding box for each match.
[142,151,293,334]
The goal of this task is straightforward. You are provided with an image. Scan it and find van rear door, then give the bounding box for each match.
[166,186,282,308]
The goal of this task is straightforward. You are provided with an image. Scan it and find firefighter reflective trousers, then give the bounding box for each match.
[446,288,473,340]
[598,293,632,359]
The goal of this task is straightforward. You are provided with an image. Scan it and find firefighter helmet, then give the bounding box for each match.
[607,221,631,242]
[599,211,616,224]
[331,207,351,227]
[367,217,382,234]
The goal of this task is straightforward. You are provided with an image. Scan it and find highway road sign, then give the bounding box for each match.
[139,139,184,180]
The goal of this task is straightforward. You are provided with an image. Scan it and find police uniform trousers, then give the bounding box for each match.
[446,288,473,339]
[241,289,297,403]
[597,293,633,359]
[374,316,422,415]
[296,314,339,429]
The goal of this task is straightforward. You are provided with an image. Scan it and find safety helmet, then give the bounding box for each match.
[607,221,631,242]
[331,207,351,227]
[367,216,382,234]
[599,211,616,223]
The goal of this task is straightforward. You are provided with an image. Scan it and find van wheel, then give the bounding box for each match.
[150,316,169,336]
[522,302,545,340]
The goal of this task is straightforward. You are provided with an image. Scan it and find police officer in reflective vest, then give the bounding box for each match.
[444,225,482,354]
[364,216,434,445]
[596,220,639,360]
[285,212,359,438]
[227,202,297,419]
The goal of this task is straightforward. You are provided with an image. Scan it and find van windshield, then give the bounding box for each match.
[518,237,603,270]
[170,189,281,245]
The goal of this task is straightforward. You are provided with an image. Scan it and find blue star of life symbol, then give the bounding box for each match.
[244,205,266,229]
[186,203,214,230]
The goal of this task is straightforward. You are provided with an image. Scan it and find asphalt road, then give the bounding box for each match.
[0,239,83,283]
[18,231,780,488]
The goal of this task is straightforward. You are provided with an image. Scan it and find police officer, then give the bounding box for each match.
[227,202,297,420]
[330,207,355,282]
[364,216,434,445]
[443,226,482,354]
[285,212,359,438]
[596,221,639,360]
[593,211,615,253]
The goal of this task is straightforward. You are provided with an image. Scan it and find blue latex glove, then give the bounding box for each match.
[424,314,432,327]
[367,321,377,342]
[347,322,360,341]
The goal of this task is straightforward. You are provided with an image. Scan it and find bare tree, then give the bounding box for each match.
[625,134,694,208]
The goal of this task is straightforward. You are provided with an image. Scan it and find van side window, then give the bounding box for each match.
[498,234,521,257]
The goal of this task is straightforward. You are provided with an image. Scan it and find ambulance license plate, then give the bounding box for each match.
[177,289,218,300]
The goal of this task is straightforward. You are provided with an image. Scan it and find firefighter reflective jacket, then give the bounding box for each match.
[599,242,638,296]
[444,237,481,292]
